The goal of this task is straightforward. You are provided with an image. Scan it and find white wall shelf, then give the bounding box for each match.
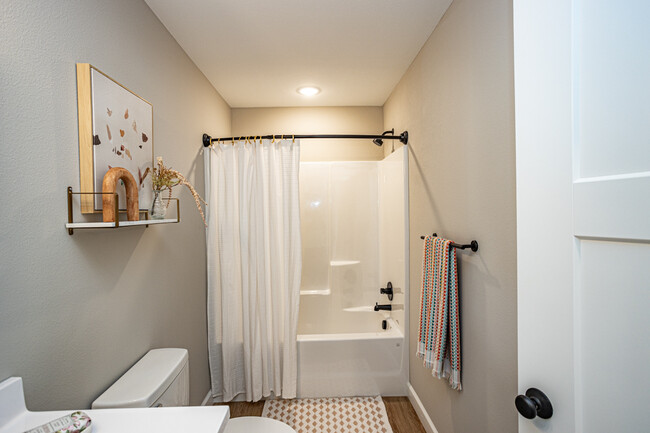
[66,187,180,235]
[66,218,178,229]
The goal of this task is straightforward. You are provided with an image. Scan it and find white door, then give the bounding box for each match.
[514,0,650,432]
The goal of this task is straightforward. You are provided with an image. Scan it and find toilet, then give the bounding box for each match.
[93,348,296,432]
[92,348,189,408]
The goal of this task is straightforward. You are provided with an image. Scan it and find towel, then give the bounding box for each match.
[417,235,462,390]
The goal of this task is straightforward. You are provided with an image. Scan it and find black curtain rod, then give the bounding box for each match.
[202,131,408,147]
[419,233,479,252]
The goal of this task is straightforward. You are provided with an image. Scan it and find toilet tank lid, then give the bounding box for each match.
[92,348,188,409]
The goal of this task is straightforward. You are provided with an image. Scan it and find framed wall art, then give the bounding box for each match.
[76,63,153,213]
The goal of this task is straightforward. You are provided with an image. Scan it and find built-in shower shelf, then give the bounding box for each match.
[343,306,375,312]
[300,288,331,296]
[330,260,360,267]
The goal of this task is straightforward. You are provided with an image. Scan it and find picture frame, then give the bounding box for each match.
[76,63,153,214]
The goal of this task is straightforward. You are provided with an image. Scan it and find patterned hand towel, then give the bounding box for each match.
[417,235,462,390]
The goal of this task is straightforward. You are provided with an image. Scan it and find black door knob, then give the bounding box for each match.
[515,388,553,419]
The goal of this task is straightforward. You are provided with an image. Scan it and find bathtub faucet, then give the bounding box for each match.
[379,281,393,301]
[374,302,392,311]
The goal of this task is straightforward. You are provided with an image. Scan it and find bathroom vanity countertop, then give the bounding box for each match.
[0,406,230,433]
[0,377,230,433]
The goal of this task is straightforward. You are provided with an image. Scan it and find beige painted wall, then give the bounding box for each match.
[232,107,384,161]
[384,0,518,432]
[0,0,230,409]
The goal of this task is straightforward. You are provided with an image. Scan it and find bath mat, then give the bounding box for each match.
[262,396,393,433]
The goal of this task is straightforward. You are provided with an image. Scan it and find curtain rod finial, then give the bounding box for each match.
[203,134,212,147]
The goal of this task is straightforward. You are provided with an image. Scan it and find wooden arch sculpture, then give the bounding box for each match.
[102,167,139,222]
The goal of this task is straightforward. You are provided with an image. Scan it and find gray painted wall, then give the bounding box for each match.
[232,107,385,161]
[0,0,230,409]
[384,0,518,432]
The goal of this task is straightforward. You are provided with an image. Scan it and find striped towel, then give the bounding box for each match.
[417,235,462,390]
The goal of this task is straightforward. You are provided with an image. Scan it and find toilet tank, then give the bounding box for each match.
[91,348,189,409]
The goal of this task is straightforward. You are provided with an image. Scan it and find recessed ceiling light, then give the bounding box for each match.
[297,86,320,96]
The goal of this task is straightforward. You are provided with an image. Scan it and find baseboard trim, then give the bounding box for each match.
[407,382,439,433]
[200,390,213,406]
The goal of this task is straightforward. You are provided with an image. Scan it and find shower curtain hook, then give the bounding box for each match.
[292,134,295,144]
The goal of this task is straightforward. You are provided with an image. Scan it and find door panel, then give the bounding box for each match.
[515,0,650,431]
[573,3,650,428]
[578,240,650,431]
[577,0,650,178]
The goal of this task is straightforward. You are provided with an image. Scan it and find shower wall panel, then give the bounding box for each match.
[330,163,379,311]
[378,147,408,330]
[298,162,379,335]
[299,164,331,296]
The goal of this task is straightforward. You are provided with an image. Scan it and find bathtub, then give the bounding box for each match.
[296,313,407,398]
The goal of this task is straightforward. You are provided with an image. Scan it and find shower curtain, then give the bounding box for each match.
[204,138,302,402]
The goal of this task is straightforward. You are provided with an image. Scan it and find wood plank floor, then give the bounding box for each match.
[214,396,426,433]
[215,400,263,418]
[382,397,427,433]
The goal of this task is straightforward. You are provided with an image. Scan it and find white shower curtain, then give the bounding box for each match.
[204,138,301,402]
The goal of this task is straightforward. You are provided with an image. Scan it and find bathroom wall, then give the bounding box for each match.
[232,107,384,161]
[0,0,230,409]
[383,0,518,432]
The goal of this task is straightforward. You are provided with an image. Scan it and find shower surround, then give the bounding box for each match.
[297,147,409,397]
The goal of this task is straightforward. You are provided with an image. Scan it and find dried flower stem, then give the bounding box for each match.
[152,157,207,226]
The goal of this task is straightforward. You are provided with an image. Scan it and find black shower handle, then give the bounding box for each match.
[379,282,393,301]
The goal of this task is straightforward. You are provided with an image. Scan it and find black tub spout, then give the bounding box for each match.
[374,303,392,311]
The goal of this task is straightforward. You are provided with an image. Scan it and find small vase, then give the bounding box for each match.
[150,189,166,219]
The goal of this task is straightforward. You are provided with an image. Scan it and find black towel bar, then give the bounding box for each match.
[419,233,479,252]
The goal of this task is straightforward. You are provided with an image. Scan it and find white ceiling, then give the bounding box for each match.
[144,0,452,108]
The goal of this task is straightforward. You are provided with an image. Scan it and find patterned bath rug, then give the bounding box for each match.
[262,396,393,433]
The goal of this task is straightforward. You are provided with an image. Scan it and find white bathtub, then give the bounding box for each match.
[296,315,407,398]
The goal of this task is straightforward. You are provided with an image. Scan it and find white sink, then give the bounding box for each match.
[0,378,229,433]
